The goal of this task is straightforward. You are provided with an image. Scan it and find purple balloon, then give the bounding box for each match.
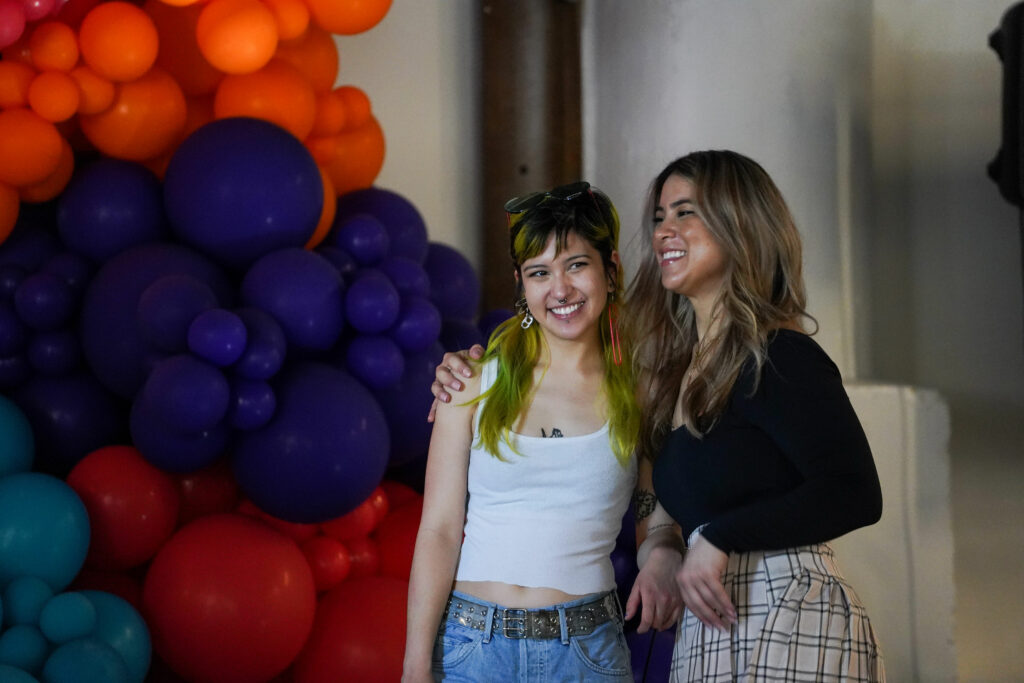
[0,220,60,271]
[389,295,441,352]
[227,377,276,431]
[41,251,93,297]
[0,264,27,300]
[478,307,515,342]
[57,159,167,263]
[379,256,429,297]
[14,272,74,331]
[344,334,404,390]
[164,118,322,271]
[0,354,30,390]
[232,307,287,380]
[0,301,27,355]
[129,400,229,474]
[315,246,358,282]
[80,243,233,399]
[233,362,389,523]
[372,342,444,467]
[11,373,125,476]
[329,213,390,266]
[345,269,399,334]
[27,329,81,376]
[137,275,220,354]
[240,248,345,351]
[423,242,480,321]
[334,187,429,263]
[188,308,247,367]
[439,318,485,352]
[135,355,230,433]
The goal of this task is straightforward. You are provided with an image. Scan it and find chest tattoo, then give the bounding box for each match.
[540,427,564,438]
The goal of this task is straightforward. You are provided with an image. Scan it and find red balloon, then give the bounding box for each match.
[292,576,407,683]
[380,479,420,511]
[366,484,389,524]
[67,445,181,571]
[374,498,421,580]
[143,514,316,683]
[345,535,379,578]
[175,458,240,526]
[300,535,350,592]
[320,495,378,541]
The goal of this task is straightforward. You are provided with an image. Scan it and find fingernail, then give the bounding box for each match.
[462,369,471,377]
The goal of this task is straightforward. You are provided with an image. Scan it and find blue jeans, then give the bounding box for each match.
[431,590,633,682]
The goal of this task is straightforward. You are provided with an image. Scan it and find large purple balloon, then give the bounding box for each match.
[164,118,322,271]
[345,269,399,334]
[240,247,345,351]
[27,329,81,376]
[423,242,480,321]
[389,295,441,352]
[334,188,429,263]
[13,272,74,331]
[233,362,389,523]
[372,342,443,467]
[11,373,125,476]
[80,243,233,399]
[137,275,219,354]
[57,159,167,263]
[129,400,229,474]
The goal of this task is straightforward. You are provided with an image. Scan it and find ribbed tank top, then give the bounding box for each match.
[454,358,637,594]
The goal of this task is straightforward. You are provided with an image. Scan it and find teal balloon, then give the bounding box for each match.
[81,591,151,683]
[3,577,53,626]
[0,473,89,591]
[0,625,48,675]
[39,592,97,645]
[42,638,130,683]
[0,664,41,683]
[0,395,33,477]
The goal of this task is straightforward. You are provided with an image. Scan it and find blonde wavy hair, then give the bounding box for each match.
[625,150,814,457]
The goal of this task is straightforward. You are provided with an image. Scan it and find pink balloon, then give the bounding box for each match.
[22,0,55,21]
[0,0,27,49]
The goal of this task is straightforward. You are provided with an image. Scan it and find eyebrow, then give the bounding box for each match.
[655,197,693,213]
[522,253,592,271]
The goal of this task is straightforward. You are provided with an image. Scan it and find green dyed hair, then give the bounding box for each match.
[471,185,639,468]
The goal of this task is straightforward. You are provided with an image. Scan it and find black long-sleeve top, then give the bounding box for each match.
[652,329,882,554]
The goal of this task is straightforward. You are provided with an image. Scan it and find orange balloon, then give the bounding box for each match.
[0,107,63,186]
[335,85,371,129]
[303,135,336,165]
[0,182,18,246]
[309,89,346,137]
[29,21,79,72]
[197,0,279,75]
[156,0,201,6]
[0,61,35,108]
[28,70,80,122]
[79,2,159,82]
[144,0,223,97]
[70,64,115,115]
[263,0,308,40]
[53,0,105,28]
[304,0,391,35]
[323,116,384,195]
[19,137,74,203]
[274,23,337,92]
[214,58,316,140]
[305,164,334,249]
[79,67,187,161]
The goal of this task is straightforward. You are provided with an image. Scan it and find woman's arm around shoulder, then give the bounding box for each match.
[402,369,483,682]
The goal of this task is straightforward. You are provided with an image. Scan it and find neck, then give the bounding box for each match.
[536,327,604,373]
[690,295,720,342]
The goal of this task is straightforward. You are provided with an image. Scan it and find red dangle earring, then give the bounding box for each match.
[607,299,622,366]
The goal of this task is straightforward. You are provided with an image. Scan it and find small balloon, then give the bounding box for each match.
[187,308,247,367]
[344,269,399,334]
[39,592,97,644]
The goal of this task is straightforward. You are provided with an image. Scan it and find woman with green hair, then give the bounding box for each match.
[403,182,683,682]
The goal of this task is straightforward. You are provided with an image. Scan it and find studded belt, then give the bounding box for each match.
[442,591,620,640]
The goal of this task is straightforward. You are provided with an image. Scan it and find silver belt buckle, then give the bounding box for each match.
[501,608,527,638]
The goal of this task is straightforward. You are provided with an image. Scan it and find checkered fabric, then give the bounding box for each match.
[671,544,885,682]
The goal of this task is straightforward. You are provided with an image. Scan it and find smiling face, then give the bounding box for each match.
[652,174,730,309]
[519,230,616,345]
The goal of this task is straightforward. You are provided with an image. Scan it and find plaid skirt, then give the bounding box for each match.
[671,544,885,682]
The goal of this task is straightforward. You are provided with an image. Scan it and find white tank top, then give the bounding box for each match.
[455,358,637,594]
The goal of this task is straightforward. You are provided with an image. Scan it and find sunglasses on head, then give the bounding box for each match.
[503,181,596,217]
